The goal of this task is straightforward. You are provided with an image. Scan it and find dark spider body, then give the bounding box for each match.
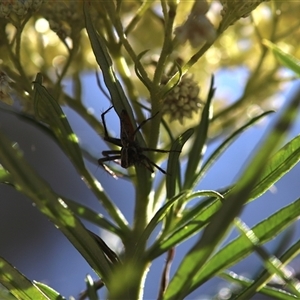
[98,106,179,176]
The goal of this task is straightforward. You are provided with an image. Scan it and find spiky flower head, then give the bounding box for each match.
[40,1,83,40]
[0,0,44,18]
[162,74,203,124]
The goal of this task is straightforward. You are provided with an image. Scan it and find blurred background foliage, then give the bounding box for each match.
[1,0,300,137]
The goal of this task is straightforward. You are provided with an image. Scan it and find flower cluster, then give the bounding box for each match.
[174,0,216,48]
[219,0,270,32]
[40,1,84,40]
[0,0,44,18]
[162,74,203,124]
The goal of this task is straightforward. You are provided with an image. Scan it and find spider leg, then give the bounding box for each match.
[139,154,167,174]
[98,154,122,165]
[95,71,111,101]
[104,137,123,147]
[101,150,122,156]
[98,155,122,178]
[101,107,123,147]
[133,111,159,136]
[137,147,180,174]
[101,106,114,138]
[140,147,181,153]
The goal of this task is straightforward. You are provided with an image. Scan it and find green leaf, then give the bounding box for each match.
[83,1,131,117]
[0,287,16,300]
[174,190,224,230]
[235,239,300,299]
[164,90,300,299]
[263,40,300,76]
[147,190,223,260]
[166,128,194,199]
[63,198,124,238]
[184,198,300,296]
[83,1,147,149]
[184,75,215,189]
[199,111,274,182]
[234,218,300,297]
[135,191,187,259]
[33,282,65,300]
[134,50,151,90]
[204,133,300,207]
[0,129,113,284]
[33,73,85,169]
[249,134,300,201]
[221,271,299,300]
[0,256,52,300]
[33,74,129,233]
[159,62,183,99]
[0,166,12,184]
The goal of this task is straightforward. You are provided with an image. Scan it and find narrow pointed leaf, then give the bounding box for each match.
[83,1,146,148]
[135,192,186,259]
[199,111,274,181]
[0,129,113,283]
[184,75,215,189]
[186,198,300,296]
[33,282,65,299]
[0,256,52,300]
[263,40,300,76]
[234,219,300,297]
[235,239,300,299]
[164,88,300,299]
[33,74,84,169]
[249,134,300,201]
[63,198,123,238]
[166,128,194,199]
[221,271,298,300]
[33,74,128,232]
[148,190,223,260]
[83,1,130,116]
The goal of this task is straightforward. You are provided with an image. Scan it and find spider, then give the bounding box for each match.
[98,106,179,177]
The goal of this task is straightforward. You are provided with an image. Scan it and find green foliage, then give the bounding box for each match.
[0,256,63,300]
[0,1,300,300]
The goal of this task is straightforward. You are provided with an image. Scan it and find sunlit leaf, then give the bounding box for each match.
[33,73,85,169]
[263,40,300,76]
[34,282,65,300]
[136,192,186,259]
[83,1,131,117]
[147,190,223,260]
[186,198,300,296]
[63,198,124,238]
[33,74,129,233]
[221,271,299,300]
[249,134,300,201]
[0,256,54,300]
[0,129,113,283]
[0,166,12,184]
[166,128,194,199]
[184,75,215,189]
[235,239,300,299]
[163,87,300,299]
[234,218,300,297]
[200,111,274,181]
